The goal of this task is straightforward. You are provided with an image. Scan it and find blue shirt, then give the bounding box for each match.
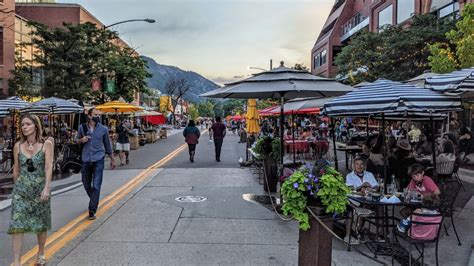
[76,123,112,162]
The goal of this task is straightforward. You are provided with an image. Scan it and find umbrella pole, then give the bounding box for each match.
[280,95,285,168]
[430,113,437,179]
[331,117,338,171]
[366,116,369,139]
[382,113,387,193]
[292,111,295,164]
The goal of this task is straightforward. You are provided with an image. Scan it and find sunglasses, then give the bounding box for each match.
[26,158,35,172]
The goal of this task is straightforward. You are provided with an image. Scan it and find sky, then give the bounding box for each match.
[57,0,333,85]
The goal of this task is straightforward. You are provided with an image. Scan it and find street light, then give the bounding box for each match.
[104,18,156,29]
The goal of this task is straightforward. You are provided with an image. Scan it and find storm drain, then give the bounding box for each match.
[175,196,207,203]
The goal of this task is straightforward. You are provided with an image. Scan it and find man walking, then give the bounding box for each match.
[116,119,131,166]
[209,116,226,162]
[77,108,115,220]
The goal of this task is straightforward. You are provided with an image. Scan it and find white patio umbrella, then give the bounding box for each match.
[425,67,474,99]
[201,61,353,165]
[32,97,83,114]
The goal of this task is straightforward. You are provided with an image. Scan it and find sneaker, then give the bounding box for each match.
[397,218,410,233]
[88,212,96,220]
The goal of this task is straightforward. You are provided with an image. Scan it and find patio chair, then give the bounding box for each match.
[435,160,455,182]
[393,212,444,266]
[451,164,466,192]
[440,180,462,246]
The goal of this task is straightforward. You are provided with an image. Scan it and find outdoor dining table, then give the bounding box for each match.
[348,194,422,259]
[284,139,310,154]
[336,145,363,170]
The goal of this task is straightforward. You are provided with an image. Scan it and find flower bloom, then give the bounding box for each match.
[293,182,299,189]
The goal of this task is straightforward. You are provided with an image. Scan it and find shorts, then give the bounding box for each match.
[115,142,130,151]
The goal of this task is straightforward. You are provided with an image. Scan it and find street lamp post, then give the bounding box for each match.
[104,18,156,29]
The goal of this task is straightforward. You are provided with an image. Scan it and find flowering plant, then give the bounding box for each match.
[281,160,350,230]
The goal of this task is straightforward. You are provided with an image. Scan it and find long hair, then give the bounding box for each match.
[19,114,44,143]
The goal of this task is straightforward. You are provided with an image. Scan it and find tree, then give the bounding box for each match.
[164,77,193,124]
[8,44,39,100]
[197,100,215,118]
[429,3,474,73]
[335,14,454,85]
[188,104,199,120]
[292,63,308,71]
[11,21,151,102]
[222,99,245,117]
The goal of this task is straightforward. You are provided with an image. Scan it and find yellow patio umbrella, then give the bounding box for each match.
[245,99,259,134]
[95,101,143,114]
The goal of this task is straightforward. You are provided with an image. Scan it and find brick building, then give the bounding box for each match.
[0,0,139,101]
[311,0,474,78]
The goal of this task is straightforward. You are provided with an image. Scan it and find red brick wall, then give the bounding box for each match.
[16,5,81,29]
[0,0,16,96]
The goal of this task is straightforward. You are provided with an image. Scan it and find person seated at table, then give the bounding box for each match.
[459,126,474,164]
[436,139,456,180]
[408,124,421,146]
[406,163,440,197]
[389,139,417,189]
[367,135,384,177]
[284,129,293,140]
[397,194,441,237]
[344,157,378,244]
[299,128,311,140]
[415,132,433,156]
[346,157,378,191]
[398,122,409,139]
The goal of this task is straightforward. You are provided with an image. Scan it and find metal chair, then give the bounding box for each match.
[393,212,444,266]
[440,180,462,246]
[451,164,466,192]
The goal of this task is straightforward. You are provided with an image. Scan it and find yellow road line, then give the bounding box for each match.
[20,143,187,265]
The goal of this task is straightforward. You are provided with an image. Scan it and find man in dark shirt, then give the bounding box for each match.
[210,116,226,162]
[116,120,131,166]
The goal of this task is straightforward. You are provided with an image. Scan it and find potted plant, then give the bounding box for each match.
[281,160,350,265]
[254,136,281,192]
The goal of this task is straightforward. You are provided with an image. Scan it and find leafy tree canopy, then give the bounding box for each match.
[429,3,474,73]
[335,14,455,85]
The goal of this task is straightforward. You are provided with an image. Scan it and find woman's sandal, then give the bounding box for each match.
[36,254,46,266]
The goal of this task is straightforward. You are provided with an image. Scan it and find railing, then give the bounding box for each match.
[340,7,371,41]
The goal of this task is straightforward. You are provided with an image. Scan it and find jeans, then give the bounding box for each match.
[81,158,105,213]
[214,138,224,160]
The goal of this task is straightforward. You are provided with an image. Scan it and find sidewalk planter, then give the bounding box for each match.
[299,214,333,266]
[281,160,350,265]
[160,128,167,139]
[263,158,278,192]
[253,136,281,193]
[145,132,155,143]
[129,136,139,150]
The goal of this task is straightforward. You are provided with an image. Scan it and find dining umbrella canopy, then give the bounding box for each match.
[32,97,83,114]
[95,101,144,114]
[246,99,260,134]
[0,96,30,117]
[324,79,462,117]
[268,97,335,115]
[201,62,352,100]
[201,61,353,165]
[424,67,474,99]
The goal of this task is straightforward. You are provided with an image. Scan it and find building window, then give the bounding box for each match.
[314,49,327,68]
[438,2,460,19]
[378,4,393,31]
[397,0,415,23]
[321,50,327,65]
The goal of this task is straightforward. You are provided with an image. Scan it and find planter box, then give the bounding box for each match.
[299,215,333,266]
[160,129,167,139]
[263,158,278,193]
[145,132,155,143]
[129,136,139,150]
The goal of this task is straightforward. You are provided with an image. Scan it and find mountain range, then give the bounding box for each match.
[142,56,220,103]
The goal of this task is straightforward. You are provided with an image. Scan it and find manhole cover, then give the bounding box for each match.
[175,196,207,203]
